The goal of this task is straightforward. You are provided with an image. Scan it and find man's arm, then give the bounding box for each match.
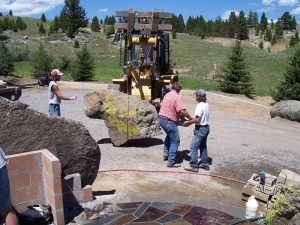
[183,116,200,126]
[51,85,76,100]
[180,109,193,121]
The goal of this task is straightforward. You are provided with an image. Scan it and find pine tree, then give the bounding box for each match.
[74,39,80,48]
[260,12,268,32]
[228,11,237,38]
[32,45,52,79]
[48,23,54,35]
[289,32,300,47]
[53,16,60,31]
[104,25,114,38]
[178,14,185,33]
[270,19,275,29]
[237,11,249,40]
[255,24,260,36]
[253,12,259,26]
[16,17,27,30]
[275,20,283,38]
[259,41,264,49]
[72,45,95,81]
[279,12,294,31]
[219,40,253,97]
[172,30,177,39]
[91,16,100,32]
[265,28,272,42]
[291,16,297,30]
[60,0,88,37]
[0,43,14,75]
[41,13,46,23]
[39,23,46,35]
[272,45,300,101]
[100,19,103,24]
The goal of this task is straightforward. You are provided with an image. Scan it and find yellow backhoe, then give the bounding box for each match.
[112,9,178,109]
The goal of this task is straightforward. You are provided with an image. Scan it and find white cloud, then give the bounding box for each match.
[0,0,64,16]
[98,8,108,13]
[262,0,275,5]
[278,0,298,6]
[257,6,276,13]
[291,6,300,14]
[221,10,239,20]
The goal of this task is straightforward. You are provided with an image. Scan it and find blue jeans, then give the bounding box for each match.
[48,104,61,117]
[189,126,210,168]
[0,165,11,211]
[159,118,179,164]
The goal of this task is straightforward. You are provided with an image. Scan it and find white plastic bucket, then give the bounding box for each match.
[245,196,258,219]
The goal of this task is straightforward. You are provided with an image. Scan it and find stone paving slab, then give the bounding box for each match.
[87,201,242,225]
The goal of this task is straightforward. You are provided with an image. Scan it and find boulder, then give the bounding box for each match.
[270,100,300,122]
[84,90,161,146]
[0,97,100,186]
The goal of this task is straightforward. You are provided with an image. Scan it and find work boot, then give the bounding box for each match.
[167,162,181,168]
[184,166,199,173]
[199,163,210,171]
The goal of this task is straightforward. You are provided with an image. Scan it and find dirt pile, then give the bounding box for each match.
[84,90,161,146]
[0,97,100,186]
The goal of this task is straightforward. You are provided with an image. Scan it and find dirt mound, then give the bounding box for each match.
[0,75,36,85]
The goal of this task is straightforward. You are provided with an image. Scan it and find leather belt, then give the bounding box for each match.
[159,116,176,123]
[195,125,209,130]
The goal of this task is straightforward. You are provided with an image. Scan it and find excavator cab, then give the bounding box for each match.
[113,9,178,108]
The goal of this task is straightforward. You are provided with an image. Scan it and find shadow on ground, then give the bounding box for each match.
[98,138,163,148]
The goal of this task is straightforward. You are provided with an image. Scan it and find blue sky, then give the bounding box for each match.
[1,0,300,22]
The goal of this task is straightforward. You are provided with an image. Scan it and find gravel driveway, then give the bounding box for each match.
[19,83,300,206]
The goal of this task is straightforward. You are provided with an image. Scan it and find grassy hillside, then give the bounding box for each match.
[171,33,288,96]
[3,17,292,96]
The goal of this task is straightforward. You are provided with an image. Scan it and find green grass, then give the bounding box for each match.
[14,62,33,78]
[171,33,288,96]
[4,18,292,96]
[180,75,219,91]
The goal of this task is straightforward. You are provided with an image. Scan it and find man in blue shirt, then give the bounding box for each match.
[0,148,19,225]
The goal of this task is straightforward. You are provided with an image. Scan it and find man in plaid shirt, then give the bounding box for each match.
[159,82,192,167]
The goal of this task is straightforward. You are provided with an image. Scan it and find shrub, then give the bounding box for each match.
[74,39,80,48]
[0,43,14,75]
[272,45,300,101]
[104,25,115,38]
[32,45,52,79]
[218,40,254,97]
[72,45,95,81]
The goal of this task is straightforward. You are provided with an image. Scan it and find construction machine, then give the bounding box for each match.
[112,9,178,109]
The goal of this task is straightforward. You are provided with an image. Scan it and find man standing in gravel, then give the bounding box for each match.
[183,89,210,172]
[48,69,77,117]
[0,148,19,225]
[159,82,192,168]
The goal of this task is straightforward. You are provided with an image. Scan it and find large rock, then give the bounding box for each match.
[84,90,161,146]
[270,100,300,122]
[0,97,100,186]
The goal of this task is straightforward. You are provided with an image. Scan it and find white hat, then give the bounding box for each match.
[51,69,63,76]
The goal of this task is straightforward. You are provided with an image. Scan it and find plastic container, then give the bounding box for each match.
[245,196,258,219]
